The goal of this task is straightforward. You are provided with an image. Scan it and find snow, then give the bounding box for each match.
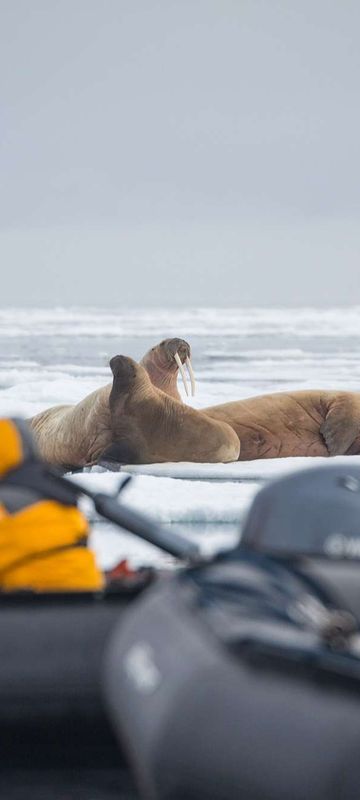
[68,470,258,567]
[70,471,259,523]
[115,455,360,481]
[1,306,360,568]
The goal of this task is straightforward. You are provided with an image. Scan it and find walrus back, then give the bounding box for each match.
[28,405,75,463]
[204,390,329,460]
[28,384,114,468]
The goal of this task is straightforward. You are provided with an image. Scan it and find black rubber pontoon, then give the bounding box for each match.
[0,591,141,800]
[105,464,360,800]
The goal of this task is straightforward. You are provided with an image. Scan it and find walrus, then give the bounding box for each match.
[101,355,240,464]
[203,390,360,459]
[140,337,195,401]
[28,338,197,468]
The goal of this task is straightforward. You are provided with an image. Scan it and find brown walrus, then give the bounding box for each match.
[28,338,197,468]
[203,390,360,460]
[140,337,195,401]
[102,355,240,464]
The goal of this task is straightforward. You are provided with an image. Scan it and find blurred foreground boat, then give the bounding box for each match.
[106,463,360,800]
[0,418,195,800]
[2,419,360,799]
[0,589,141,800]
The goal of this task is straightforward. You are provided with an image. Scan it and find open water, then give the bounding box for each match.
[1,306,360,567]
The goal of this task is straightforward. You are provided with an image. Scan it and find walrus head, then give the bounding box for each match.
[109,355,151,408]
[103,356,152,465]
[110,354,138,387]
[140,337,195,400]
[157,338,191,367]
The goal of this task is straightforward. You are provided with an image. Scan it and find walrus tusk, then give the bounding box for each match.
[186,356,196,396]
[174,352,189,396]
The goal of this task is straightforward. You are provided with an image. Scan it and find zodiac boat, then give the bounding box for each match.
[2,421,360,799]
[105,463,360,800]
[0,419,197,800]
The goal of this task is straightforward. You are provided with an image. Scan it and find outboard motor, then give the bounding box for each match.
[104,464,360,800]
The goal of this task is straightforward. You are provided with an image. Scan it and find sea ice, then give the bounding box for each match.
[1,306,360,567]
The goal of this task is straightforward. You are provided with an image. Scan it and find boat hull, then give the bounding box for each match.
[105,572,360,800]
[0,591,145,799]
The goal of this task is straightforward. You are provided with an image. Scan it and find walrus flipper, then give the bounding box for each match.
[320,397,360,456]
[100,440,142,467]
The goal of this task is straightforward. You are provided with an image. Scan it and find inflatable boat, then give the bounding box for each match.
[0,420,195,800]
[2,421,360,799]
[0,499,158,799]
[0,590,139,799]
[105,463,360,800]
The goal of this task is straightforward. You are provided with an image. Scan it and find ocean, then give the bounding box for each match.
[1,305,360,569]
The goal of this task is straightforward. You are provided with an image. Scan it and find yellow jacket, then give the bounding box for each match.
[0,419,104,592]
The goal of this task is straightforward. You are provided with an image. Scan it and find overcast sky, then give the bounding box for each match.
[1,0,359,307]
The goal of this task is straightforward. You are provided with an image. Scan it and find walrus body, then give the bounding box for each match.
[29,385,112,468]
[29,344,240,467]
[29,338,193,468]
[204,390,360,460]
[98,356,240,465]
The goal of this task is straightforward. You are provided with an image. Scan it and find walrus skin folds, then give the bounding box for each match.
[28,337,191,468]
[29,344,240,468]
[104,386,360,464]
[29,335,360,466]
[204,390,360,459]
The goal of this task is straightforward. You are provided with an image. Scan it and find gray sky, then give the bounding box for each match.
[1,0,360,307]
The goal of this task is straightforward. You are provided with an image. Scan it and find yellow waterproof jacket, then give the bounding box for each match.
[0,419,104,592]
